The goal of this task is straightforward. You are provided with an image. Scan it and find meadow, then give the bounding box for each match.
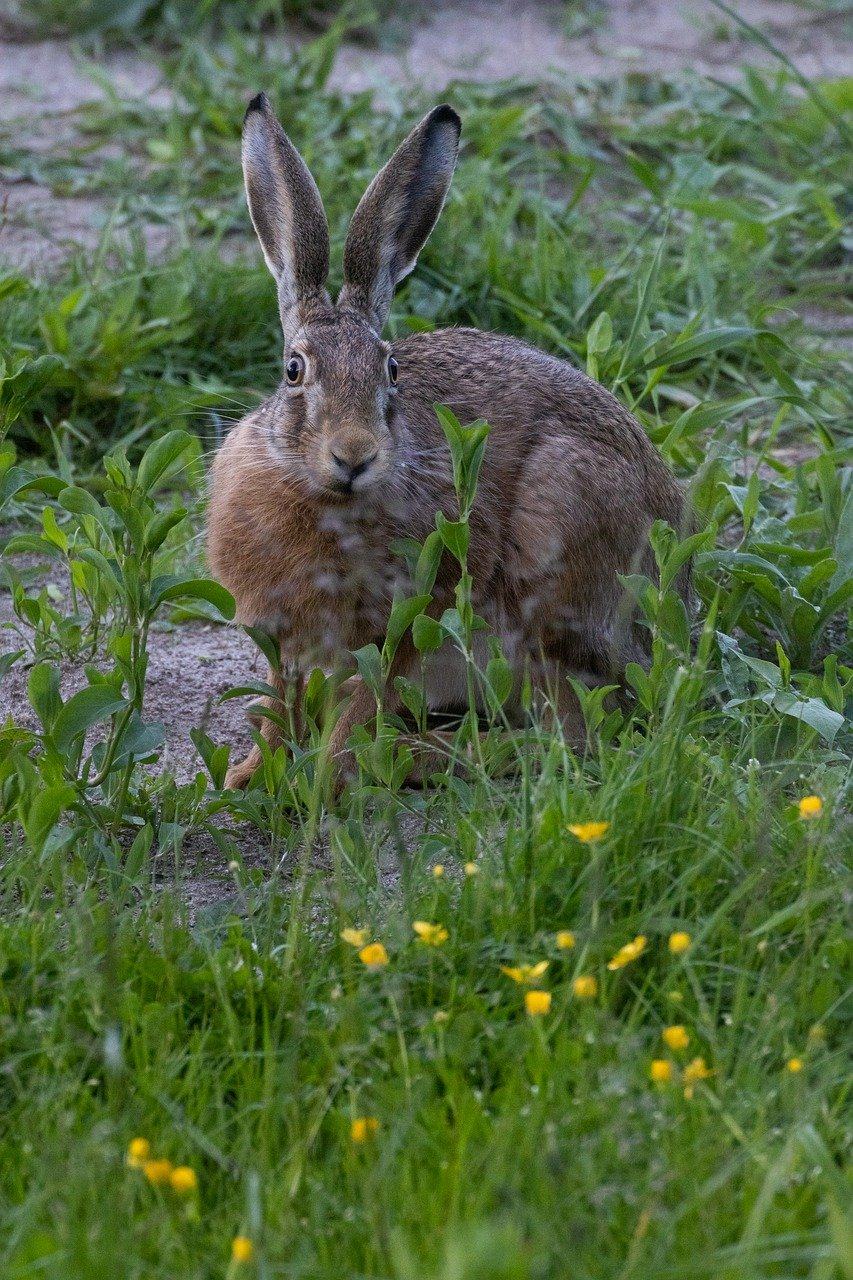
[0,4,851,1277]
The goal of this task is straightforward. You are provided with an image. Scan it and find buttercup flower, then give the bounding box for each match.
[649,1059,673,1084]
[142,1158,174,1186]
[683,1056,712,1097]
[432,863,445,878]
[464,861,479,877]
[358,942,389,968]
[231,1236,254,1264]
[170,1165,198,1194]
[126,1137,150,1168]
[501,961,549,985]
[525,989,552,1016]
[662,1025,690,1051]
[567,821,610,843]
[607,935,647,971]
[798,795,822,820]
[351,1116,380,1143]
[413,921,448,946]
[555,930,576,950]
[341,927,368,948]
[668,931,692,955]
[572,974,598,1000]
[787,1057,804,1073]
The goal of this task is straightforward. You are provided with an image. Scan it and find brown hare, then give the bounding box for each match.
[207,94,689,790]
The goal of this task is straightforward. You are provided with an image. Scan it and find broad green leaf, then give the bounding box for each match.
[152,575,235,619]
[136,429,198,495]
[383,594,432,666]
[53,686,127,753]
[28,663,62,730]
[412,614,445,654]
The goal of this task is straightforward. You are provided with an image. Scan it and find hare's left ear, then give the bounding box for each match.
[339,105,460,330]
[242,92,330,343]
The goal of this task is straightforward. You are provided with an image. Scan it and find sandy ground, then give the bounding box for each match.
[1,0,851,273]
[0,577,429,903]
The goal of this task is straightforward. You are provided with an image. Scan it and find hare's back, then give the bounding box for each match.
[395,327,655,466]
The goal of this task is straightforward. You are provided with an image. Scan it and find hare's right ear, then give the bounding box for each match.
[339,105,460,330]
[242,93,330,343]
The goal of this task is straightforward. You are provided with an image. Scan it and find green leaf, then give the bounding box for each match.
[830,486,853,593]
[152,575,235,619]
[135,429,198,495]
[0,466,64,515]
[436,513,470,563]
[764,691,844,743]
[52,686,127,753]
[190,728,230,789]
[383,594,432,666]
[244,626,281,672]
[28,663,62,731]
[58,485,110,524]
[21,783,76,854]
[586,310,613,355]
[352,644,382,697]
[412,614,445,654]
[143,507,187,551]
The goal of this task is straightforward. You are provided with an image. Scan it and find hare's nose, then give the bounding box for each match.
[330,450,377,484]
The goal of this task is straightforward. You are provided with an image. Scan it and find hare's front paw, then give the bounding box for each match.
[225,746,263,790]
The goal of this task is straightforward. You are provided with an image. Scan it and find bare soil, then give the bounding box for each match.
[1,0,850,274]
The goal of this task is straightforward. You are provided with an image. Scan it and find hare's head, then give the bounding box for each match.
[242,94,460,498]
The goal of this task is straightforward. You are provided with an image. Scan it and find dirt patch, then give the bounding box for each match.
[1,609,258,782]
[1,0,850,276]
[331,0,853,93]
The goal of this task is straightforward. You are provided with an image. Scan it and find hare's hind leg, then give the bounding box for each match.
[225,664,302,790]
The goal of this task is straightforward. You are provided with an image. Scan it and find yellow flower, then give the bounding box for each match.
[126,1137,150,1168]
[798,795,822,820]
[662,1025,690,1051]
[668,931,691,955]
[432,863,445,878]
[649,1059,673,1085]
[142,1158,174,1186]
[555,930,576,950]
[464,861,479,877]
[607,935,647,971]
[501,960,550,985]
[683,1056,712,1084]
[358,942,389,968]
[683,1055,713,1097]
[567,821,610,843]
[572,974,598,1000]
[524,989,552,1016]
[787,1057,804,1073]
[231,1236,254,1264]
[433,1009,450,1024]
[413,921,448,946]
[169,1165,198,1194]
[350,1116,380,1143]
[341,927,369,948]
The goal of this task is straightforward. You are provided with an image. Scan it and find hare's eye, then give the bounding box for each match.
[285,354,305,386]
[387,355,398,385]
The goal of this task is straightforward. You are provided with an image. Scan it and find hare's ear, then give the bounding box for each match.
[242,93,330,342]
[339,105,460,330]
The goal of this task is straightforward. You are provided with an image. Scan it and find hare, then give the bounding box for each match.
[207,94,689,791]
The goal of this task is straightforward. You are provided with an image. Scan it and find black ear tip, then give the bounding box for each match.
[431,103,461,136]
[245,92,270,121]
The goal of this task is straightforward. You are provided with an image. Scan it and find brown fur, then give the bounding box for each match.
[207,102,690,790]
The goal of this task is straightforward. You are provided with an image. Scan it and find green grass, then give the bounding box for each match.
[0,22,851,1280]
